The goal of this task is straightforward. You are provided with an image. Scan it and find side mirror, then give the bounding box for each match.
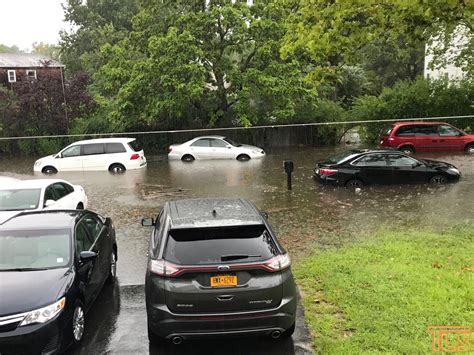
[262,212,269,220]
[142,218,155,227]
[226,145,232,149]
[80,251,97,264]
[44,199,55,207]
[55,153,62,158]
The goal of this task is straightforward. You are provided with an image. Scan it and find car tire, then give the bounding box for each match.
[181,154,195,162]
[109,163,126,174]
[76,203,84,210]
[465,143,474,154]
[42,166,58,175]
[237,154,251,161]
[429,175,448,184]
[281,323,296,338]
[148,324,164,345]
[345,179,364,188]
[107,250,117,284]
[399,146,415,155]
[71,302,85,345]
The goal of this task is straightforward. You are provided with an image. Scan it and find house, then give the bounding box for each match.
[0,53,64,87]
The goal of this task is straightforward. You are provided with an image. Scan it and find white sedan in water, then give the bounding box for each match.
[0,179,88,223]
[168,136,266,161]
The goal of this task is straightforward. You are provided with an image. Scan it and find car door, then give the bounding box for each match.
[209,138,234,159]
[415,125,441,152]
[81,143,106,170]
[351,153,393,184]
[188,139,211,159]
[437,124,464,151]
[74,220,99,307]
[57,145,83,171]
[51,182,75,208]
[386,154,427,184]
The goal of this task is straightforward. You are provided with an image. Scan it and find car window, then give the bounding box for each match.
[75,222,94,255]
[53,183,71,200]
[381,125,394,137]
[210,139,227,148]
[415,125,438,136]
[386,154,418,166]
[82,143,105,155]
[153,211,166,256]
[439,125,461,137]
[191,139,210,147]
[0,189,41,211]
[128,140,142,152]
[44,185,58,201]
[353,154,388,167]
[62,145,81,158]
[395,125,416,137]
[164,225,278,265]
[105,143,127,154]
[81,214,103,243]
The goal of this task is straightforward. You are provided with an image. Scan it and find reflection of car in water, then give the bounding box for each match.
[168,136,265,161]
[34,138,147,174]
[379,122,474,154]
[314,149,461,187]
[143,198,297,345]
[0,210,117,354]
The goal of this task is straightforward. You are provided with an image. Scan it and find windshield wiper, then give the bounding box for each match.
[0,267,49,272]
[221,254,261,261]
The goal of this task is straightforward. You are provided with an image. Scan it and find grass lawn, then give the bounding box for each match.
[294,226,474,354]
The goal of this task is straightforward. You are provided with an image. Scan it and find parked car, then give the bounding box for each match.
[0,179,88,224]
[0,210,117,354]
[34,138,147,174]
[168,136,265,161]
[313,149,461,187]
[379,121,474,154]
[142,198,296,344]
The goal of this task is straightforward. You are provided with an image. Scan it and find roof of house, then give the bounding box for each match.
[0,53,64,68]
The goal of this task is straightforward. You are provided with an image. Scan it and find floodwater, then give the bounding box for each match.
[0,146,472,354]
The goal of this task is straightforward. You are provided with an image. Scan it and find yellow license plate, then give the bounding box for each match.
[210,275,237,287]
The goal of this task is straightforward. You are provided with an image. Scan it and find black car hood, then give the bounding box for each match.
[419,159,454,169]
[0,267,73,316]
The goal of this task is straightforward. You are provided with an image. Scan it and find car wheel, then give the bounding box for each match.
[148,324,164,345]
[465,143,474,154]
[72,303,85,345]
[42,166,58,175]
[107,250,117,284]
[399,146,415,155]
[109,164,126,174]
[181,154,195,162]
[237,154,251,161]
[429,175,448,184]
[76,203,84,210]
[281,323,296,338]
[345,179,363,188]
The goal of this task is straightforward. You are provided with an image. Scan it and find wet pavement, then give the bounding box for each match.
[1,146,473,354]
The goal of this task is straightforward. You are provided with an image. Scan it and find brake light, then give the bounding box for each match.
[319,168,338,175]
[150,259,181,277]
[168,146,173,153]
[130,153,140,160]
[264,254,291,271]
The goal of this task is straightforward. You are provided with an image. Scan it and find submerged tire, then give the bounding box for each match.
[42,166,58,175]
[345,179,363,188]
[429,175,448,184]
[181,154,195,162]
[109,164,126,174]
[465,143,474,154]
[399,146,415,155]
[237,154,251,161]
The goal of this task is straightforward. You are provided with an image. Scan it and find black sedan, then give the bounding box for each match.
[0,210,117,354]
[313,149,461,187]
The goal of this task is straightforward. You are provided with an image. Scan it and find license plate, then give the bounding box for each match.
[210,275,237,287]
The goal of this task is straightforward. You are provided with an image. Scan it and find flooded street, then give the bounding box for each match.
[0,146,472,354]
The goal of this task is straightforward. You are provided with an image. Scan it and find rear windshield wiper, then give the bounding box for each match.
[221,254,261,261]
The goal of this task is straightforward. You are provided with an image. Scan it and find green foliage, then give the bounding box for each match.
[294,225,474,354]
[0,44,22,53]
[31,42,61,61]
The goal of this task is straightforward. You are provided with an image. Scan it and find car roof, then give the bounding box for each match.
[165,198,264,229]
[192,135,226,140]
[393,121,447,126]
[0,210,83,230]
[69,137,136,145]
[1,179,73,190]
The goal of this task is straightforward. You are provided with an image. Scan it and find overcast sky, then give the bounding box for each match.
[0,0,69,50]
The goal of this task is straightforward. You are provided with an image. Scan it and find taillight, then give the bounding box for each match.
[319,168,338,175]
[130,153,140,160]
[264,254,291,271]
[150,259,181,277]
[168,146,173,153]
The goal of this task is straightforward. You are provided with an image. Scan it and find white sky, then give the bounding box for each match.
[0,0,69,51]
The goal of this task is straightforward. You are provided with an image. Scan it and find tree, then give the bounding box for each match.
[32,42,61,61]
[0,44,21,53]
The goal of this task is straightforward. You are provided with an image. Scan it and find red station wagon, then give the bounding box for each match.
[379,122,474,154]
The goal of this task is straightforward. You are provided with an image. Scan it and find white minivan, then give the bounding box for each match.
[34,138,147,174]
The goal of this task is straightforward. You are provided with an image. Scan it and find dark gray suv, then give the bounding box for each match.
[142,198,297,344]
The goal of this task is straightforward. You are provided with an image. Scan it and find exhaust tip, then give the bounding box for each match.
[172,336,183,345]
[271,330,281,339]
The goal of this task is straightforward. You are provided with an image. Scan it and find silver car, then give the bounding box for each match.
[168,136,265,161]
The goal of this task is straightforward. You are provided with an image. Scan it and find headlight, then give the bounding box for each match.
[20,298,65,326]
[447,168,460,175]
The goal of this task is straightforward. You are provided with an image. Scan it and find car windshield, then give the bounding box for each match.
[0,189,41,211]
[0,229,71,271]
[164,225,278,265]
[325,151,360,164]
[223,138,242,147]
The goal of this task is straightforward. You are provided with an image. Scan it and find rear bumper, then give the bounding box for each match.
[147,296,296,339]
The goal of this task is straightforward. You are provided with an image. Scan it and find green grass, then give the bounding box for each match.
[294,226,474,354]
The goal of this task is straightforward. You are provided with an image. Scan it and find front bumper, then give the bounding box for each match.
[313,170,343,186]
[147,296,296,339]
